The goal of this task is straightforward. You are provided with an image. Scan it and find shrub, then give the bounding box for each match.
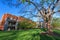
[17,20,36,29]
[52,18,60,28]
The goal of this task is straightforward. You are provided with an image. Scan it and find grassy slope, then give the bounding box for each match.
[0,29,60,40]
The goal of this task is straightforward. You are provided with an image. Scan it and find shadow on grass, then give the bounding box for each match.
[51,31,60,40]
[0,31,19,40]
[0,29,60,40]
[32,32,60,40]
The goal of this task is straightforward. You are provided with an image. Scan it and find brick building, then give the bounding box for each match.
[0,13,36,30]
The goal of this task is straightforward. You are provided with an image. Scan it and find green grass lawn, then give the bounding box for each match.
[0,29,60,40]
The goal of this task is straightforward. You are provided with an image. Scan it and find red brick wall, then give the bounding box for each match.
[0,13,36,30]
[0,14,18,30]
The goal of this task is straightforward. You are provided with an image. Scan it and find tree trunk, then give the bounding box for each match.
[43,15,53,34]
[47,21,52,33]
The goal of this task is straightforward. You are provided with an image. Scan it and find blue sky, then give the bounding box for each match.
[0,0,37,21]
[0,0,21,20]
[0,0,60,21]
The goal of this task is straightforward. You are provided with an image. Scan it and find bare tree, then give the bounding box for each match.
[24,0,60,33]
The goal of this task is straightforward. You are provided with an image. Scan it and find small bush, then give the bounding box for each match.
[17,20,36,29]
[52,18,60,28]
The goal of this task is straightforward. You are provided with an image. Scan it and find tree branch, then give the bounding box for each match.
[22,11,41,17]
[53,10,60,13]
[26,0,40,11]
[52,0,59,11]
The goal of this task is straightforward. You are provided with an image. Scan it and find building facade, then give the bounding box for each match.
[0,13,36,31]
